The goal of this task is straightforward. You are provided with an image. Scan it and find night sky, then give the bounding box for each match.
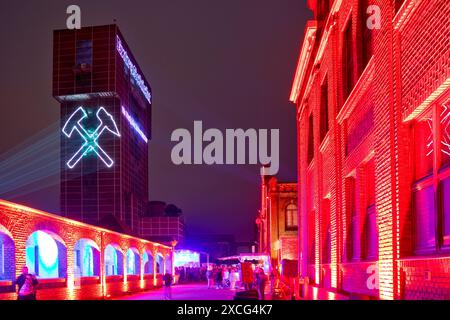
[0,0,312,242]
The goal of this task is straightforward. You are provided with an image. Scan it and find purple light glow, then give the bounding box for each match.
[116,36,151,104]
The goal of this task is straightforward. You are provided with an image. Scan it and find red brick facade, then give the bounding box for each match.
[257,176,298,269]
[0,200,171,300]
[290,0,450,299]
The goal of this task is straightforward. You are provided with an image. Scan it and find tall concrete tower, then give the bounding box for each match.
[53,25,151,235]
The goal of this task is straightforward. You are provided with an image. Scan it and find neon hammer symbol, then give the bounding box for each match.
[62,107,121,169]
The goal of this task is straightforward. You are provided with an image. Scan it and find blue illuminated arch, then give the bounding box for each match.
[126,247,140,275]
[156,253,164,274]
[165,254,172,275]
[142,251,154,275]
[104,244,123,276]
[25,230,67,279]
[73,239,100,277]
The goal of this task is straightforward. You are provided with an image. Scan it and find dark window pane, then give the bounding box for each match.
[320,77,329,143]
[365,205,378,259]
[308,113,314,164]
[414,186,436,251]
[439,102,450,165]
[76,40,92,66]
[414,114,434,179]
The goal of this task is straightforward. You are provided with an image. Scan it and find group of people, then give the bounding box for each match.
[205,264,271,300]
[206,265,240,290]
[12,264,275,301]
[174,266,205,283]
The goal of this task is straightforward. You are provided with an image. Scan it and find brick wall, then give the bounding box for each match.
[291,0,450,299]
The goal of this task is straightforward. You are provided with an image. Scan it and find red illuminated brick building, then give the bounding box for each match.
[290,0,450,299]
[257,176,298,269]
[53,25,151,236]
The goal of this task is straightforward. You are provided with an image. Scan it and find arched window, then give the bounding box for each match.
[104,244,123,276]
[156,254,164,274]
[285,203,298,230]
[142,252,154,275]
[74,239,100,277]
[0,224,15,281]
[165,254,172,275]
[26,230,67,279]
[126,248,140,275]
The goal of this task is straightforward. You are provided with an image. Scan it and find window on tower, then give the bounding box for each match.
[76,40,93,67]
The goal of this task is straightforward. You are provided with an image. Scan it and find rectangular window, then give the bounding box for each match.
[76,40,93,66]
[322,199,331,264]
[75,249,81,268]
[364,159,378,260]
[441,178,450,246]
[414,114,434,180]
[439,103,450,166]
[360,0,373,72]
[395,0,405,13]
[34,246,40,276]
[320,77,329,143]
[308,210,316,265]
[414,186,436,251]
[345,177,357,261]
[343,17,354,102]
[365,205,378,260]
[285,204,298,231]
[0,243,4,276]
[412,100,450,253]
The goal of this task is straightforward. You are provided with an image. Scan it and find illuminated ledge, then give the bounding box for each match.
[403,77,450,122]
[37,278,67,289]
[54,92,117,102]
[78,276,100,281]
[105,275,124,282]
[397,253,450,262]
[394,0,424,31]
[38,278,66,283]
[0,280,13,287]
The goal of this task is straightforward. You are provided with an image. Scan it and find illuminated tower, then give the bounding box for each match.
[53,25,151,235]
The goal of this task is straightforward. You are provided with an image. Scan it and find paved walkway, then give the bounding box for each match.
[115,283,350,300]
[298,286,349,300]
[116,283,237,300]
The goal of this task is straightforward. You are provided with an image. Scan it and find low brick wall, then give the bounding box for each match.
[399,257,450,300]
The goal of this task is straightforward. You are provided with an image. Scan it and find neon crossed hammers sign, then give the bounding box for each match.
[62,107,120,169]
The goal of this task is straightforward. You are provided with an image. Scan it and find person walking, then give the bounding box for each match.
[15,266,38,300]
[206,266,214,289]
[255,267,267,300]
[163,272,173,300]
[215,267,223,289]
